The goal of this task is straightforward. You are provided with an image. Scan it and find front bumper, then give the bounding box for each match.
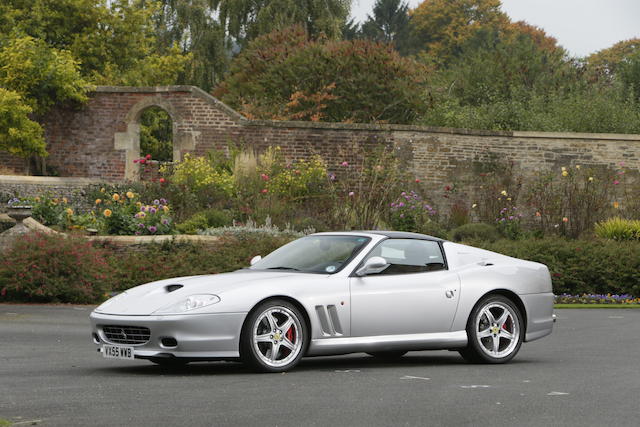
[90,311,246,359]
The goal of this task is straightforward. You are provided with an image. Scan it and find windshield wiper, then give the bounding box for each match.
[265,266,301,271]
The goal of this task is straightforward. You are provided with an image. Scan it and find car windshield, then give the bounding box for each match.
[250,235,371,274]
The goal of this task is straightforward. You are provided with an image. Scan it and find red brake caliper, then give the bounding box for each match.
[285,326,295,342]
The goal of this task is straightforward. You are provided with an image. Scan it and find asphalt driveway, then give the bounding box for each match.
[1,305,638,427]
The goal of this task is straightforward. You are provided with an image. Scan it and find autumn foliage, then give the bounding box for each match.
[214,25,429,124]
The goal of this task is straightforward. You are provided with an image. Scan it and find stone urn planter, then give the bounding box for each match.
[6,205,33,223]
[0,205,33,252]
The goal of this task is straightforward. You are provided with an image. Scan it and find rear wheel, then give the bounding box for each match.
[367,351,407,360]
[240,299,307,373]
[459,295,524,364]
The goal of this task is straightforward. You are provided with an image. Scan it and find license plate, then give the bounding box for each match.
[102,344,134,360]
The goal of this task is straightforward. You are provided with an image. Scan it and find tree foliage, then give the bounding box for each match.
[0,89,46,158]
[0,35,90,115]
[587,38,640,80]
[212,0,350,44]
[214,25,429,123]
[361,0,411,53]
[410,0,508,64]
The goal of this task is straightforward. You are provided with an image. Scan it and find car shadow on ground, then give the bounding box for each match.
[92,352,533,376]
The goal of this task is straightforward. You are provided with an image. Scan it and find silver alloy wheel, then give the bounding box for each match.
[474,301,520,359]
[252,306,303,368]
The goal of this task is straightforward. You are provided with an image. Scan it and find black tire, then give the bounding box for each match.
[459,294,524,364]
[367,351,408,360]
[240,299,308,373]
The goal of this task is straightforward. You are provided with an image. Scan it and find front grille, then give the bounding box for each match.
[102,325,150,345]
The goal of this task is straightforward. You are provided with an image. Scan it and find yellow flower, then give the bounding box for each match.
[588,177,594,182]
[103,209,112,217]
[65,208,73,216]
[62,197,68,204]
[500,190,507,196]
[163,206,169,213]
[507,197,512,201]
[613,201,620,209]
[112,193,120,201]
[576,165,581,169]
[126,191,135,199]
[472,203,477,208]
[562,171,569,177]
[100,187,105,193]
[95,199,102,205]
[35,196,40,202]
[561,166,567,172]
[136,202,142,207]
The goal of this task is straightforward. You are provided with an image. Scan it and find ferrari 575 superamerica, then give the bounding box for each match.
[90,231,555,372]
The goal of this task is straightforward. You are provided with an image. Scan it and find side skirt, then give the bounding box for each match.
[307,330,468,356]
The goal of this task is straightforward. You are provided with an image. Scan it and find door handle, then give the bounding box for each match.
[445,290,455,299]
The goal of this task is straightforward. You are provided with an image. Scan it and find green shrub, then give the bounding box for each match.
[107,234,294,292]
[595,217,640,241]
[451,223,500,242]
[479,238,640,297]
[0,214,15,233]
[176,209,233,234]
[0,233,110,303]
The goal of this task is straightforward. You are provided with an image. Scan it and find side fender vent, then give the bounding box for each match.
[315,305,343,336]
[165,284,183,293]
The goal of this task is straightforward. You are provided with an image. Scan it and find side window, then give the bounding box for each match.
[363,239,445,275]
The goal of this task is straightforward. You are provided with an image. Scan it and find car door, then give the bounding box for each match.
[349,239,460,337]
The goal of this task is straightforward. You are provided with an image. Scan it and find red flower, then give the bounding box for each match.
[159,178,166,184]
[444,185,451,191]
[140,159,146,164]
[145,154,152,160]
[261,189,268,194]
[133,159,139,164]
[415,178,421,183]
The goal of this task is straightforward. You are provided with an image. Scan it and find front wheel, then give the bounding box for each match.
[459,295,524,364]
[240,299,307,373]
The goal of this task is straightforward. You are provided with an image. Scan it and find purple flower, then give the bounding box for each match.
[341,161,349,167]
[348,191,355,197]
[135,231,141,235]
[329,173,336,181]
[138,223,145,228]
[398,202,405,207]
[141,206,147,212]
[160,198,167,205]
[149,207,157,214]
[153,199,160,205]
[148,225,157,233]
[161,219,169,225]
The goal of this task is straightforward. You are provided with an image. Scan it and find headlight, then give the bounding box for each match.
[94,291,127,312]
[153,294,221,314]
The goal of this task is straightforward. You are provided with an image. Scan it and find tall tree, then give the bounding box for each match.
[0,0,190,86]
[587,38,640,82]
[212,0,351,45]
[153,0,228,91]
[0,89,46,158]
[409,0,508,64]
[361,0,411,53]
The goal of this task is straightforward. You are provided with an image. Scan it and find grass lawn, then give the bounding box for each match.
[554,304,640,309]
[0,418,11,427]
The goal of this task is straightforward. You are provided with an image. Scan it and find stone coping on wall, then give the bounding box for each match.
[0,175,103,185]
[93,85,640,141]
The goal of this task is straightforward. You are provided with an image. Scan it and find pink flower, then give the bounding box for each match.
[146,154,152,160]
[261,189,268,194]
[613,180,620,185]
[260,173,269,181]
[133,159,139,164]
[415,179,420,183]
[619,161,625,167]
[348,191,355,197]
[341,161,349,167]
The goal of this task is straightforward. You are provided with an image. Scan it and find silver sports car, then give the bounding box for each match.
[90,231,555,372]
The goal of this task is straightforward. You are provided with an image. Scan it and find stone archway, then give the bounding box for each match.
[114,96,198,180]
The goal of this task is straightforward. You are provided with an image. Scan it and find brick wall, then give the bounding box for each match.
[1,86,638,192]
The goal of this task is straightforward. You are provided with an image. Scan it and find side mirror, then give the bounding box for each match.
[250,255,262,266]
[355,256,389,277]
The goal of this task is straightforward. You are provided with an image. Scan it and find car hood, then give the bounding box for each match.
[93,270,301,315]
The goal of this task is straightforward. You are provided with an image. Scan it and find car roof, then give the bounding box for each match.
[314,230,444,242]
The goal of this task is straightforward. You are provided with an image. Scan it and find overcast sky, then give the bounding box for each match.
[350,0,640,57]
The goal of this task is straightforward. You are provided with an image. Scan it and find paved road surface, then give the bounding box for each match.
[1,305,638,426]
